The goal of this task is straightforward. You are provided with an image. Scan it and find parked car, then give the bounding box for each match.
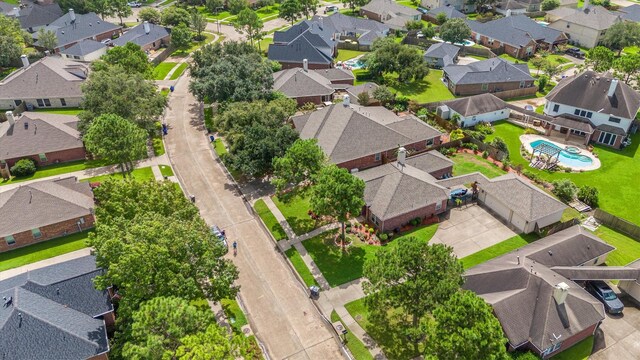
[324,5,339,13]
[210,225,228,250]
[565,47,585,59]
[417,7,429,14]
[128,2,142,7]
[585,281,624,314]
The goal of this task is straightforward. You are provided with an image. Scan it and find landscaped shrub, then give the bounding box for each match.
[368,228,375,234]
[501,160,510,171]
[450,128,465,141]
[379,233,388,241]
[489,137,509,159]
[475,123,494,135]
[439,147,455,156]
[465,130,486,142]
[299,102,317,112]
[578,185,599,207]
[416,108,429,118]
[462,142,478,151]
[524,127,539,135]
[551,179,578,202]
[10,158,37,177]
[482,150,489,159]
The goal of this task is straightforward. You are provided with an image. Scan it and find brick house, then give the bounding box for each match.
[291,99,443,171]
[0,177,95,253]
[112,21,171,51]
[0,111,86,168]
[273,64,354,105]
[360,0,421,30]
[443,57,535,96]
[268,21,336,69]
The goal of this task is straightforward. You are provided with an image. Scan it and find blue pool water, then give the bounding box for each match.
[530,140,593,168]
[344,59,365,69]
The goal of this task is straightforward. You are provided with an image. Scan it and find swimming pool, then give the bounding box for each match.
[433,37,475,47]
[530,139,593,168]
[343,59,365,69]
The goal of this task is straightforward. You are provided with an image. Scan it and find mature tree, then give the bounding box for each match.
[363,239,464,353]
[490,137,509,158]
[551,179,578,202]
[206,0,225,13]
[171,23,193,50]
[162,6,192,26]
[537,74,549,93]
[212,97,296,134]
[271,139,326,192]
[439,18,471,45]
[530,56,547,74]
[87,0,114,19]
[342,0,369,14]
[279,0,302,25]
[435,12,448,25]
[543,61,561,79]
[422,22,436,39]
[36,28,57,52]
[577,185,599,207]
[190,11,207,41]
[176,324,259,359]
[365,38,429,82]
[541,0,560,10]
[57,0,91,14]
[311,164,365,244]
[357,91,371,105]
[586,46,614,72]
[603,21,640,56]
[139,7,162,23]
[0,14,25,67]
[234,8,264,46]
[80,66,167,132]
[299,0,319,18]
[228,0,249,14]
[465,0,500,12]
[423,290,508,360]
[405,20,424,31]
[372,85,395,106]
[83,114,148,174]
[190,41,274,103]
[613,54,640,83]
[93,42,153,77]
[112,0,133,25]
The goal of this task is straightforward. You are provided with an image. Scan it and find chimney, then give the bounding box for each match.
[553,282,570,305]
[397,147,407,165]
[144,21,150,34]
[608,79,618,98]
[69,8,75,22]
[506,9,511,17]
[20,54,29,68]
[303,58,308,72]
[343,94,350,106]
[5,111,15,126]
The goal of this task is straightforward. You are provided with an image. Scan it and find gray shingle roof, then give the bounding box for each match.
[0,255,112,360]
[0,112,83,161]
[545,71,640,120]
[312,67,354,81]
[112,22,170,48]
[14,3,62,30]
[617,4,640,22]
[404,149,454,174]
[60,38,107,56]
[468,15,566,48]
[444,57,533,85]
[428,5,466,19]
[0,56,88,100]
[361,0,421,17]
[268,32,334,65]
[548,5,621,30]
[550,116,594,133]
[0,177,94,237]
[273,68,335,97]
[424,42,460,67]
[551,266,640,281]
[311,13,390,46]
[442,93,508,117]
[346,82,379,104]
[35,11,121,49]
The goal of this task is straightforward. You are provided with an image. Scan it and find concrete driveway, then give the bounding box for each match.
[590,296,640,360]
[431,204,517,258]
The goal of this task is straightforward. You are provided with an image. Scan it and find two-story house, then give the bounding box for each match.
[360,0,421,30]
[546,4,621,48]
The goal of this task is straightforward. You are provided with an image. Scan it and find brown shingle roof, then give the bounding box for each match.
[442,93,508,117]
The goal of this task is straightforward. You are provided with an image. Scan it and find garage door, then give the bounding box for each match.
[482,193,511,223]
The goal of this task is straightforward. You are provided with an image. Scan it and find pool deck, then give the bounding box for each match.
[520,134,601,171]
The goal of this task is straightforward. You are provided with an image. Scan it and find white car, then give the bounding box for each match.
[128,2,142,7]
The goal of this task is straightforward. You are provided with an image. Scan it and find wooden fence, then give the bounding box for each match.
[490,87,538,100]
[594,209,640,240]
[544,218,580,236]
[459,46,497,58]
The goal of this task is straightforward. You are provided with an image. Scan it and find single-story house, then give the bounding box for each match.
[291,99,443,171]
[464,226,620,358]
[311,12,390,50]
[443,57,535,97]
[424,5,466,23]
[494,0,528,15]
[547,5,621,48]
[0,56,89,110]
[0,177,95,253]
[360,0,422,30]
[272,64,354,105]
[0,255,114,360]
[423,42,460,68]
[346,82,380,105]
[60,39,107,62]
[112,21,171,51]
[3,2,62,32]
[0,111,85,168]
[421,0,474,13]
[33,9,122,53]
[269,21,336,69]
[543,71,640,148]
[437,93,510,127]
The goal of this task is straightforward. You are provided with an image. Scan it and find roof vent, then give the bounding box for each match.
[69,8,75,22]
[553,282,570,305]
[20,54,29,68]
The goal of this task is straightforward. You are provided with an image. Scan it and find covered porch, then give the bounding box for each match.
[544,116,594,146]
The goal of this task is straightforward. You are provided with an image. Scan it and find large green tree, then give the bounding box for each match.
[83,114,148,174]
[271,138,326,193]
[439,18,472,45]
[175,323,259,359]
[228,0,249,14]
[0,14,25,67]
[310,164,365,244]
[139,7,162,24]
[111,0,133,25]
[424,290,508,360]
[234,8,264,46]
[365,38,429,82]
[586,46,614,72]
[87,0,114,19]
[162,6,192,26]
[300,0,319,18]
[342,0,369,14]
[614,54,640,83]
[171,23,193,50]
[93,42,153,78]
[279,0,302,25]
[190,11,207,41]
[206,0,225,13]
[602,21,640,56]
[212,97,296,134]
[36,28,57,52]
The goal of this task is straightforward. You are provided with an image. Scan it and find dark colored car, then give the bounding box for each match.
[586,281,624,314]
[565,47,585,59]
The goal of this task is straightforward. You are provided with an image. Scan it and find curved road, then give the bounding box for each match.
[163,74,345,360]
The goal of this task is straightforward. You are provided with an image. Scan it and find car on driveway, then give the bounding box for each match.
[586,281,624,314]
[210,225,228,251]
[128,2,142,7]
[565,47,585,59]
[417,7,429,14]
[324,5,339,13]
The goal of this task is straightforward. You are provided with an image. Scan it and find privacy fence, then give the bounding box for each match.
[594,209,640,241]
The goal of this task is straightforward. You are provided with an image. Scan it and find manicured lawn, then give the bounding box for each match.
[82,167,155,183]
[221,298,248,333]
[550,336,593,360]
[460,233,540,269]
[32,107,82,115]
[172,33,215,57]
[258,37,273,54]
[623,45,640,55]
[450,152,507,179]
[336,49,367,62]
[0,230,90,272]
[152,62,177,80]
[254,199,287,241]
[303,224,439,287]
[0,159,111,186]
[272,187,323,236]
[159,164,174,178]
[485,121,640,225]
[595,225,640,267]
[152,137,165,156]
[387,70,455,103]
[169,63,188,80]
[285,247,319,287]
[330,310,374,360]
[499,54,571,70]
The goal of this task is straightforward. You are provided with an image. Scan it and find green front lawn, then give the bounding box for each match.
[159,164,174,178]
[0,230,90,272]
[272,187,323,236]
[485,121,640,225]
[152,136,165,156]
[82,167,155,183]
[460,233,540,269]
[451,152,507,179]
[550,336,593,360]
[0,159,111,186]
[172,33,215,57]
[152,62,177,80]
[595,226,640,267]
[336,49,367,62]
[221,298,248,333]
[254,199,287,241]
[330,311,374,360]
[499,54,571,70]
[32,107,82,115]
[285,247,319,287]
[169,63,188,80]
[303,225,439,287]
[387,70,454,103]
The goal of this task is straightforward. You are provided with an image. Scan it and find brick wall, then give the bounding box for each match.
[0,214,95,253]
[293,95,326,106]
[103,311,116,328]
[330,78,355,86]
[591,129,623,148]
[542,322,598,359]
[87,353,109,360]
[141,35,171,52]
[360,9,382,22]
[280,61,331,70]
[4,147,87,168]
[377,200,446,232]
[336,136,441,171]
[472,33,536,59]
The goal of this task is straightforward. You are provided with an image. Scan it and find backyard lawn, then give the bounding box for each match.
[330,311,374,360]
[485,121,640,225]
[152,62,177,80]
[387,70,454,103]
[285,247,319,287]
[460,233,540,269]
[82,167,155,183]
[254,199,287,241]
[272,187,325,236]
[336,49,367,62]
[172,33,215,56]
[0,230,90,272]
[595,226,640,267]
[303,224,439,287]
[0,159,111,186]
[450,152,507,179]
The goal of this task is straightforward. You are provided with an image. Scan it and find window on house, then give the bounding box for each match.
[566,24,570,28]
[587,112,593,118]
[371,214,379,226]
[426,138,434,146]
[553,104,559,112]
[609,117,621,123]
[580,110,587,117]
[375,152,381,161]
[574,109,580,115]
[43,99,51,107]
[5,235,15,245]
[543,342,563,356]
[60,98,66,106]
[14,100,22,107]
[32,228,42,239]
[598,131,617,146]
[481,83,488,90]
[519,81,525,88]
[38,153,47,162]
[36,99,44,107]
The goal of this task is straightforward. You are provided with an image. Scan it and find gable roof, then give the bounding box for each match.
[444,57,533,85]
[617,4,640,22]
[273,68,335,97]
[429,5,466,19]
[467,15,565,48]
[442,93,508,117]
[0,177,94,237]
[0,255,112,360]
[547,5,620,30]
[403,150,454,174]
[346,82,379,104]
[35,11,121,49]
[268,30,334,65]
[60,38,107,56]
[13,3,62,30]
[0,56,88,100]
[291,103,442,164]
[424,42,460,66]
[361,0,421,17]
[0,112,82,161]
[312,13,390,46]
[112,22,170,48]
[545,71,640,119]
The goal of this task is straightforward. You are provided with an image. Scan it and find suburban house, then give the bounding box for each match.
[112,21,171,51]
[464,226,624,358]
[0,177,95,253]
[360,0,422,30]
[542,71,640,148]
[60,38,107,62]
[617,4,640,22]
[0,111,85,168]
[33,9,122,53]
[0,255,114,360]
[424,5,466,22]
[494,0,542,15]
[291,99,443,171]
[355,149,453,232]
[443,57,535,97]
[0,55,89,110]
[467,15,568,59]
[436,93,510,127]
[268,20,336,69]
[423,42,460,68]
[311,12,390,50]
[272,63,354,105]
[420,0,474,13]
[346,82,380,105]
[546,5,621,48]
[1,2,62,32]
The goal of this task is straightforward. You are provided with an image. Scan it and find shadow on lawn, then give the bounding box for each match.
[365,310,421,360]
[385,78,432,97]
[594,131,640,159]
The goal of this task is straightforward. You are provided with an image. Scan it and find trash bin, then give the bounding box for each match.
[309,285,320,299]
[162,123,168,135]
[209,135,215,142]
[170,85,175,92]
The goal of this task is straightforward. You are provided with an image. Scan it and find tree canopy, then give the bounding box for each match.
[439,18,471,45]
[586,46,614,72]
[171,23,193,50]
[191,11,207,41]
[93,42,153,78]
[161,6,192,27]
[541,0,560,11]
[342,0,370,14]
[228,0,249,14]
[279,0,302,25]
[613,54,640,83]
[271,139,326,193]
[0,14,26,67]
[234,8,264,46]
[365,38,429,82]
[139,7,162,24]
[36,28,57,52]
[602,21,640,56]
